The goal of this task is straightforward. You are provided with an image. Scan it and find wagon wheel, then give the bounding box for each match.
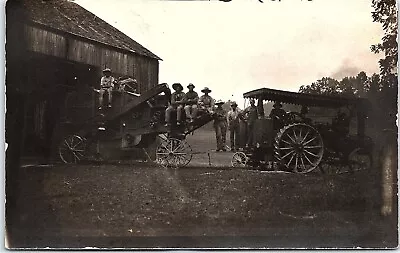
[156,137,192,167]
[348,148,372,172]
[231,152,248,167]
[58,135,87,164]
[274,123,324,174]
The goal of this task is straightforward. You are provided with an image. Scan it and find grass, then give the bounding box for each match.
[7,129,397,249]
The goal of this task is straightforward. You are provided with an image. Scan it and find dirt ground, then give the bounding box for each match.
[6,129,398,249]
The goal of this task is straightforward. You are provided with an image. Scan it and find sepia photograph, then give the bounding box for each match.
[4,0,398,249]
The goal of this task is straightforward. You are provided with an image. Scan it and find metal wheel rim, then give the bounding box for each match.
[231,152,248,167]
[58,135,86,164]
[275,123,324,174]
[156,137,192,167]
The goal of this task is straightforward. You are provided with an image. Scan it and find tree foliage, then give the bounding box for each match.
[299,72,371,98]
[371,0,398,86]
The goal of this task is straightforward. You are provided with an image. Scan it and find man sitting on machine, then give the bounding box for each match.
[165,83,186,126]
[184,83,199,123]
[198,87,215,114]
[98,68,116,109]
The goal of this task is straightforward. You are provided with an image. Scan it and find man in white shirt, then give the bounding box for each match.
[227,101,241,151]
[99,68,115,109]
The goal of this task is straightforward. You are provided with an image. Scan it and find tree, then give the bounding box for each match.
[299,71,379,99]
[299,77,341,95]
[371,0,398,86]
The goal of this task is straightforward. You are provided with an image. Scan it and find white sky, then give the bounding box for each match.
[75,0,383,106]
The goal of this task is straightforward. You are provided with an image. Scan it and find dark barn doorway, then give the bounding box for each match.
[23,52,100,160]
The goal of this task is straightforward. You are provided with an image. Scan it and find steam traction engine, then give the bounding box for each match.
[232,88,373,174]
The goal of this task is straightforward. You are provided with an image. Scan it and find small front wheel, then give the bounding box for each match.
[231,152,248,167]
[155,137,192,167]
[58,135,87,164]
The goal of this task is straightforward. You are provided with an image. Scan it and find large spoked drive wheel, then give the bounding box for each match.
[156,137,192,167]
[348,148,372,172]
[59,135,87,164]
[274,123,324,173]
[231,152,248,167]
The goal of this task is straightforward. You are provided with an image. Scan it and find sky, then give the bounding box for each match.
[75,0,383,107]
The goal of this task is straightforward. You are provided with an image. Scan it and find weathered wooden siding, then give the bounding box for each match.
[25,25,66,58]
[24,24,159,93]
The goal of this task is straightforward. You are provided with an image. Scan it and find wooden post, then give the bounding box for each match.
[257,97,264,118]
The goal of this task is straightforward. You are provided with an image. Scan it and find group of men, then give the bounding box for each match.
[214,99,259,152]
[165,83,214,126]
[165,82,260,151]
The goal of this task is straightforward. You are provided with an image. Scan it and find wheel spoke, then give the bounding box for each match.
[303,136,317,146]
[281,150,295,159]
[172,141,185,152]
[64,140,72,149]
[304,145,322,149]
[72,140,83,149]
[299,127,303,141]
[300,156,306,171]
[281,139,292,145]
[286,153,295,167]
[301,130,310,143]
[293,129,298,141]
[286,134,296,143]
[294,156,298,172]
[159,142,169,152]
[279,147,293,150]
[303,153,314,166]
[304,149,319,157]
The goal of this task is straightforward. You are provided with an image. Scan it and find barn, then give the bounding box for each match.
[6,0,161,159]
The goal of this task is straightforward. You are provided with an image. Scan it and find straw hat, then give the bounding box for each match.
[172,83,183,90]
[201,87,212,93]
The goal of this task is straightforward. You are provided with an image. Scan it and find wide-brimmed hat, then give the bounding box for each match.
[215,99,224,105]
[187,83,195,89]
[172,83,183,90]
[273,102,282,108]
[231,101,238,107]
[102,68,111,73]
[201,87,211,93]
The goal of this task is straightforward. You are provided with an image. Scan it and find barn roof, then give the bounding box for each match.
[22,0,161,60]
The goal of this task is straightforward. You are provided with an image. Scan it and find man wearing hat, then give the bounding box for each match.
[241,99,258,147]
[213,100,227,151]
[227,101,241,151]
[184,83,199,122]
[269,102,286,130]
[99,68,115,109]
[198,87,215,113]
[165,83,186,126]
